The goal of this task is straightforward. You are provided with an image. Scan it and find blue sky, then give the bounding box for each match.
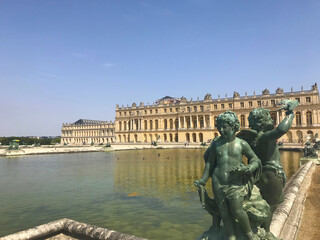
[0,0,319,136]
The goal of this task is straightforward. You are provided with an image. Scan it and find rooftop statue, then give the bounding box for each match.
[237,99,299,239]
[204,93,212,100]
[233,91,240,98]
[262,89,270,96]
[195,111,270,240]
[275,88,283,94]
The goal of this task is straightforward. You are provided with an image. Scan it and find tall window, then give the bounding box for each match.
[240,115,245,127]
[270,112,277,125]
[229,103,232,109]
[249,101,253,107]
[240,102,244,108]
[306,97,311,103]
[306,111,312,125]
[258,101,261,107]
[296,112,301,125]
[221,104,225,109]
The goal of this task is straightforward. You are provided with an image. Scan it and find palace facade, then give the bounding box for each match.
[115,84,320,143]
[61,119,115,145]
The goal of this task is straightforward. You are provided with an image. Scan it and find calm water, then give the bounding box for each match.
[0,149,302,239]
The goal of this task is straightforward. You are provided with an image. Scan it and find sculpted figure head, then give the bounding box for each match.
[248,108,274,132]
[216,111,240,133]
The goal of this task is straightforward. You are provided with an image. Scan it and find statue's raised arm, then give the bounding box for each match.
[263,99,299,140]
[244,99,299,239]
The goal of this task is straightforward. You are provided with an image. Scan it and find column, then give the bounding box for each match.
[178,117,181,129]
[196,115,199,128]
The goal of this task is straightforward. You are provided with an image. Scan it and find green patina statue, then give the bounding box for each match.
[195,100,298,240]
[195,111,268,240]
[8,139,20,150]
[236,99,299,239]
[303,141,318,158]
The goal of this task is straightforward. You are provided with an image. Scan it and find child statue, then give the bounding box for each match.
[238,99,299,239]
[195,111,262,240]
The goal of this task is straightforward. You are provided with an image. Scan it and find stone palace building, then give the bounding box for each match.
[61,119,115,145]
[114,84,320,143]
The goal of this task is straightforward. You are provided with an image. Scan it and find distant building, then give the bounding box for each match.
[114,84,320,143]
[61,119,115,145]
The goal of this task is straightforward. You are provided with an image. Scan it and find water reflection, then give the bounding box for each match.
[114,149,206,201]
[113,149,302,201]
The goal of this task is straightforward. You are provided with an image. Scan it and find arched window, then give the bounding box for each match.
[296,112,301,125]
[240,115,245,127]
[149,120,153,130]
[164,119,168,129]
[155,120,159,129]
[306,111,312,125]
[186,133,190,142]
[170,119,173,129]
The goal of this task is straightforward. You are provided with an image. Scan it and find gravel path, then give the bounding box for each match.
[297,165,320,240]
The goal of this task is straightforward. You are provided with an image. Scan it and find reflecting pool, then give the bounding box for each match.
[0,149,302,239]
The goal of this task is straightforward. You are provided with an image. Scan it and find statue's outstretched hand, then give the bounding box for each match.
[194,179,206,187]
[278,99,299,112]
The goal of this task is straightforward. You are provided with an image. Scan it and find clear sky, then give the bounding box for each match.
[1,0,319,136]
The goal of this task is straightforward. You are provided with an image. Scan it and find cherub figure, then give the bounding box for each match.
[195,111,261,240]
[238,99,299,239]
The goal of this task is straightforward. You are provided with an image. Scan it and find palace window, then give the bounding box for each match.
[200,105,204,111]
[257,101,262,107]
[306,97,311,103]
[136,111,139,115]
[306,111,312,125]
[164,108,167,113]
[271,100,275,106]
[221,104,224,109]
[214,116,218,127]
[150,110,152,114]
[296,112,302,125]
[240,102,244,108]
[295,98,300,103]
[155,109,158,114]
[124,112,127,116]
[249,101,253,107]
[119,112,122,116]
[214,104,217,110]
[194,106,197,111]
[270,112,277,125]
[144,110,147,114]
[229,103,232,109]
[240,115,245,127]
[175,108,178,112]
[187,107,191,112]
[170,108,173,112]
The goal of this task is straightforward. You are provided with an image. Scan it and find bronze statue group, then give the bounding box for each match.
[194,99,299,240]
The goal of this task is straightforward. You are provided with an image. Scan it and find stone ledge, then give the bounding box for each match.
[270,161,315,239]
[0,218,148,240]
